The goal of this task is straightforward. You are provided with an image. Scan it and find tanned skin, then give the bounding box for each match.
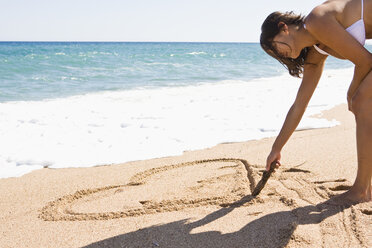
[267,0,372,205]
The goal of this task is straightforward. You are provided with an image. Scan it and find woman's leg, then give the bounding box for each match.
[332,70,372,205]
[352,109,372,200]
[347,69,372,202]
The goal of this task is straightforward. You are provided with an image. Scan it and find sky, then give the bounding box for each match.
[0,0,327,42]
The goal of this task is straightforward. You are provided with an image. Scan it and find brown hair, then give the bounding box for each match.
[260,11,308,78]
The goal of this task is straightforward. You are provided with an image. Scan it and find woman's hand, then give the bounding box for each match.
[266,149,281,171]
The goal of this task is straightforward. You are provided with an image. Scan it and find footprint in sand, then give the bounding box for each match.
[39,158,257,221]
[270,172,372,246]
[329,184,352,191]
[313,179,353,198]
[361,209,372,215]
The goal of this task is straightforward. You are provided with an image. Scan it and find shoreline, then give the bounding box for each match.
[0,102,354,180]
[1,103,371,247]
[0,97,344,180]
[0,72,350,180]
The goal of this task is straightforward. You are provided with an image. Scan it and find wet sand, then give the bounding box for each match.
[0,104,371,248]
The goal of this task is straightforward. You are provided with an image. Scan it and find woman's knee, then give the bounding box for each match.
[352,91,372,116]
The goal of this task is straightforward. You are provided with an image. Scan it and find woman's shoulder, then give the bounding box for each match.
[305,0,348,28]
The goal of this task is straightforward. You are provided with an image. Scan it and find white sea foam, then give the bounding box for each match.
[0,67,353,178]
[187,52,207,55]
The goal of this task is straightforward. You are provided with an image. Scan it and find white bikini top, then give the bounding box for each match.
[306,0,366,56]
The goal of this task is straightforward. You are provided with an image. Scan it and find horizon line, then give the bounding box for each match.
[0,40,260,43]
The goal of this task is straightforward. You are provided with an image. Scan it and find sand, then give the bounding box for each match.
[0,104,371,248]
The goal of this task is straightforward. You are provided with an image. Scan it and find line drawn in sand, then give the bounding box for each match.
[40,158,258,221]
[39,157,371,245]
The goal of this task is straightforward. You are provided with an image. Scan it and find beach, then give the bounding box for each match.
[0,103,371,248]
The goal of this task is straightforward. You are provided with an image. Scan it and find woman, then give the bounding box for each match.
[260,0,372,205]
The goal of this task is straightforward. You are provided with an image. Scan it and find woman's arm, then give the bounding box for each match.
[266,50,327,170]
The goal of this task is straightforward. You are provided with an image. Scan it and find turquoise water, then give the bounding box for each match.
[0,42,356,102]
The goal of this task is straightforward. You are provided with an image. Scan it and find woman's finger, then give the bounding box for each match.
[266,161,271,171]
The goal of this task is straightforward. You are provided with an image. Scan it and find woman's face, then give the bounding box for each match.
[272,24,299,59]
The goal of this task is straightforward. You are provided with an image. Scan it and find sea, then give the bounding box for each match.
[0,41,365,178]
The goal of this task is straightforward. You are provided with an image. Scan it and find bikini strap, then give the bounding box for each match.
[313,44,330,56]
[361,0,364,19]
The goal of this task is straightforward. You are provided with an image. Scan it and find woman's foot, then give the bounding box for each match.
[326,186,371,206]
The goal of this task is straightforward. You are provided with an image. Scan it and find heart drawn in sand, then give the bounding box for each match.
[39,158,256,221]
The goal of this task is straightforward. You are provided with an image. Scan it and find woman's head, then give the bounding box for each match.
[260,11,308,78]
